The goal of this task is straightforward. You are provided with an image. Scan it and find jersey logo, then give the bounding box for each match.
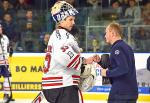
[115,50,120,55]
[67,51,74,59]
[56,30,61,40]
[66,32,69,39]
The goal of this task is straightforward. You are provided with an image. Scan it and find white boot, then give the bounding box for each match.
[3,94,15,103]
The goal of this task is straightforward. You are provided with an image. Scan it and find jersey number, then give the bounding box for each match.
[43,45,52,73]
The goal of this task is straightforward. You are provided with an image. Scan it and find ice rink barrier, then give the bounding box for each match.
[0,53,150,102]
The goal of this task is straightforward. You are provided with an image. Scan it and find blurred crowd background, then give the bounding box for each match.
[0,0,150,53]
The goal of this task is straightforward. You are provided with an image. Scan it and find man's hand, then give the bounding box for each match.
[101,69,107,77]
[93,54,100,62]
[84,54,100,64]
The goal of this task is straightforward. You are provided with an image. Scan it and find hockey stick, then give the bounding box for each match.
[0,38,13,103]
[5,77,12,103]
[32,92,44,103]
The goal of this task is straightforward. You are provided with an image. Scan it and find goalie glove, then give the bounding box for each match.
[98,54,110,69]
[79,63,96,92]
[78,74,96,92]
[80,64,92,78]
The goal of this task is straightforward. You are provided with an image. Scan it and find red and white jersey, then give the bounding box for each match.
[0,35,9,65]
[42,28,83,89]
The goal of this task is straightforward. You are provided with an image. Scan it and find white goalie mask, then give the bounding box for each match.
[51,1,78,23]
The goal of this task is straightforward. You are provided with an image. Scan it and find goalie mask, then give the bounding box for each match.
[51,1,78,23]
[54,45,81,69]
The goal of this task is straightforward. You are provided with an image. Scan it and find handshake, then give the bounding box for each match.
[83,54,110,68]
[82,54,110,77]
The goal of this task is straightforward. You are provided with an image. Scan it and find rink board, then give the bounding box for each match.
[0,91,150,102]
[0,53,150,102]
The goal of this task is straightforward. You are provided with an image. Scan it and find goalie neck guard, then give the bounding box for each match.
[51,1,78,23]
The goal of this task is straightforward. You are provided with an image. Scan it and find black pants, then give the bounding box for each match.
[43,85,81,103]
[0,65,11,77]
[108,93,138,103]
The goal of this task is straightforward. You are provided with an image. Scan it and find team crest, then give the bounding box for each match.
[115,50,120,55]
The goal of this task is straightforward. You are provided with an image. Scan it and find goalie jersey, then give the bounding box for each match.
[42,28,83,89]
[0,35,9,65]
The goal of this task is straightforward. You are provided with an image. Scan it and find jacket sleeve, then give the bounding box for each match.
[106,47,129,77]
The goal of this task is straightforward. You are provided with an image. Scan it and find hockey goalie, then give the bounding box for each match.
[32,1,100,103]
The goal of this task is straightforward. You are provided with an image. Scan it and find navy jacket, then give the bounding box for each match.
[106,40,138,96]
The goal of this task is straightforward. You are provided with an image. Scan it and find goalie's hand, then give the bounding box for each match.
[83,54,100,64]
[98,54,110,69]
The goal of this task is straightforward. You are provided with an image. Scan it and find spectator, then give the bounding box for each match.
[0,0,16,20]
[21,22,38,52]
[133,27,149,52]
[124,0,141,24]
[15,0,31,10]
[85,0,101,25]
[120,0,129,16]
[86,0,101,7]
[16,0,31,19]
[39,33,50,52]
[2,13,18,42]
[65,0,77,7]
[111,1,123,20]
[142,2,150,25]
[34,0,49,10]
[17,9,40,32]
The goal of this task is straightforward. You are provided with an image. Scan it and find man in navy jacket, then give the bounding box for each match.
[101,22,138,103]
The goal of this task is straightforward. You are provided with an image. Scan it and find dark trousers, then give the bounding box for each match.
[0,65,11,77]
[108,93,138,103]
[43,85,80,103]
